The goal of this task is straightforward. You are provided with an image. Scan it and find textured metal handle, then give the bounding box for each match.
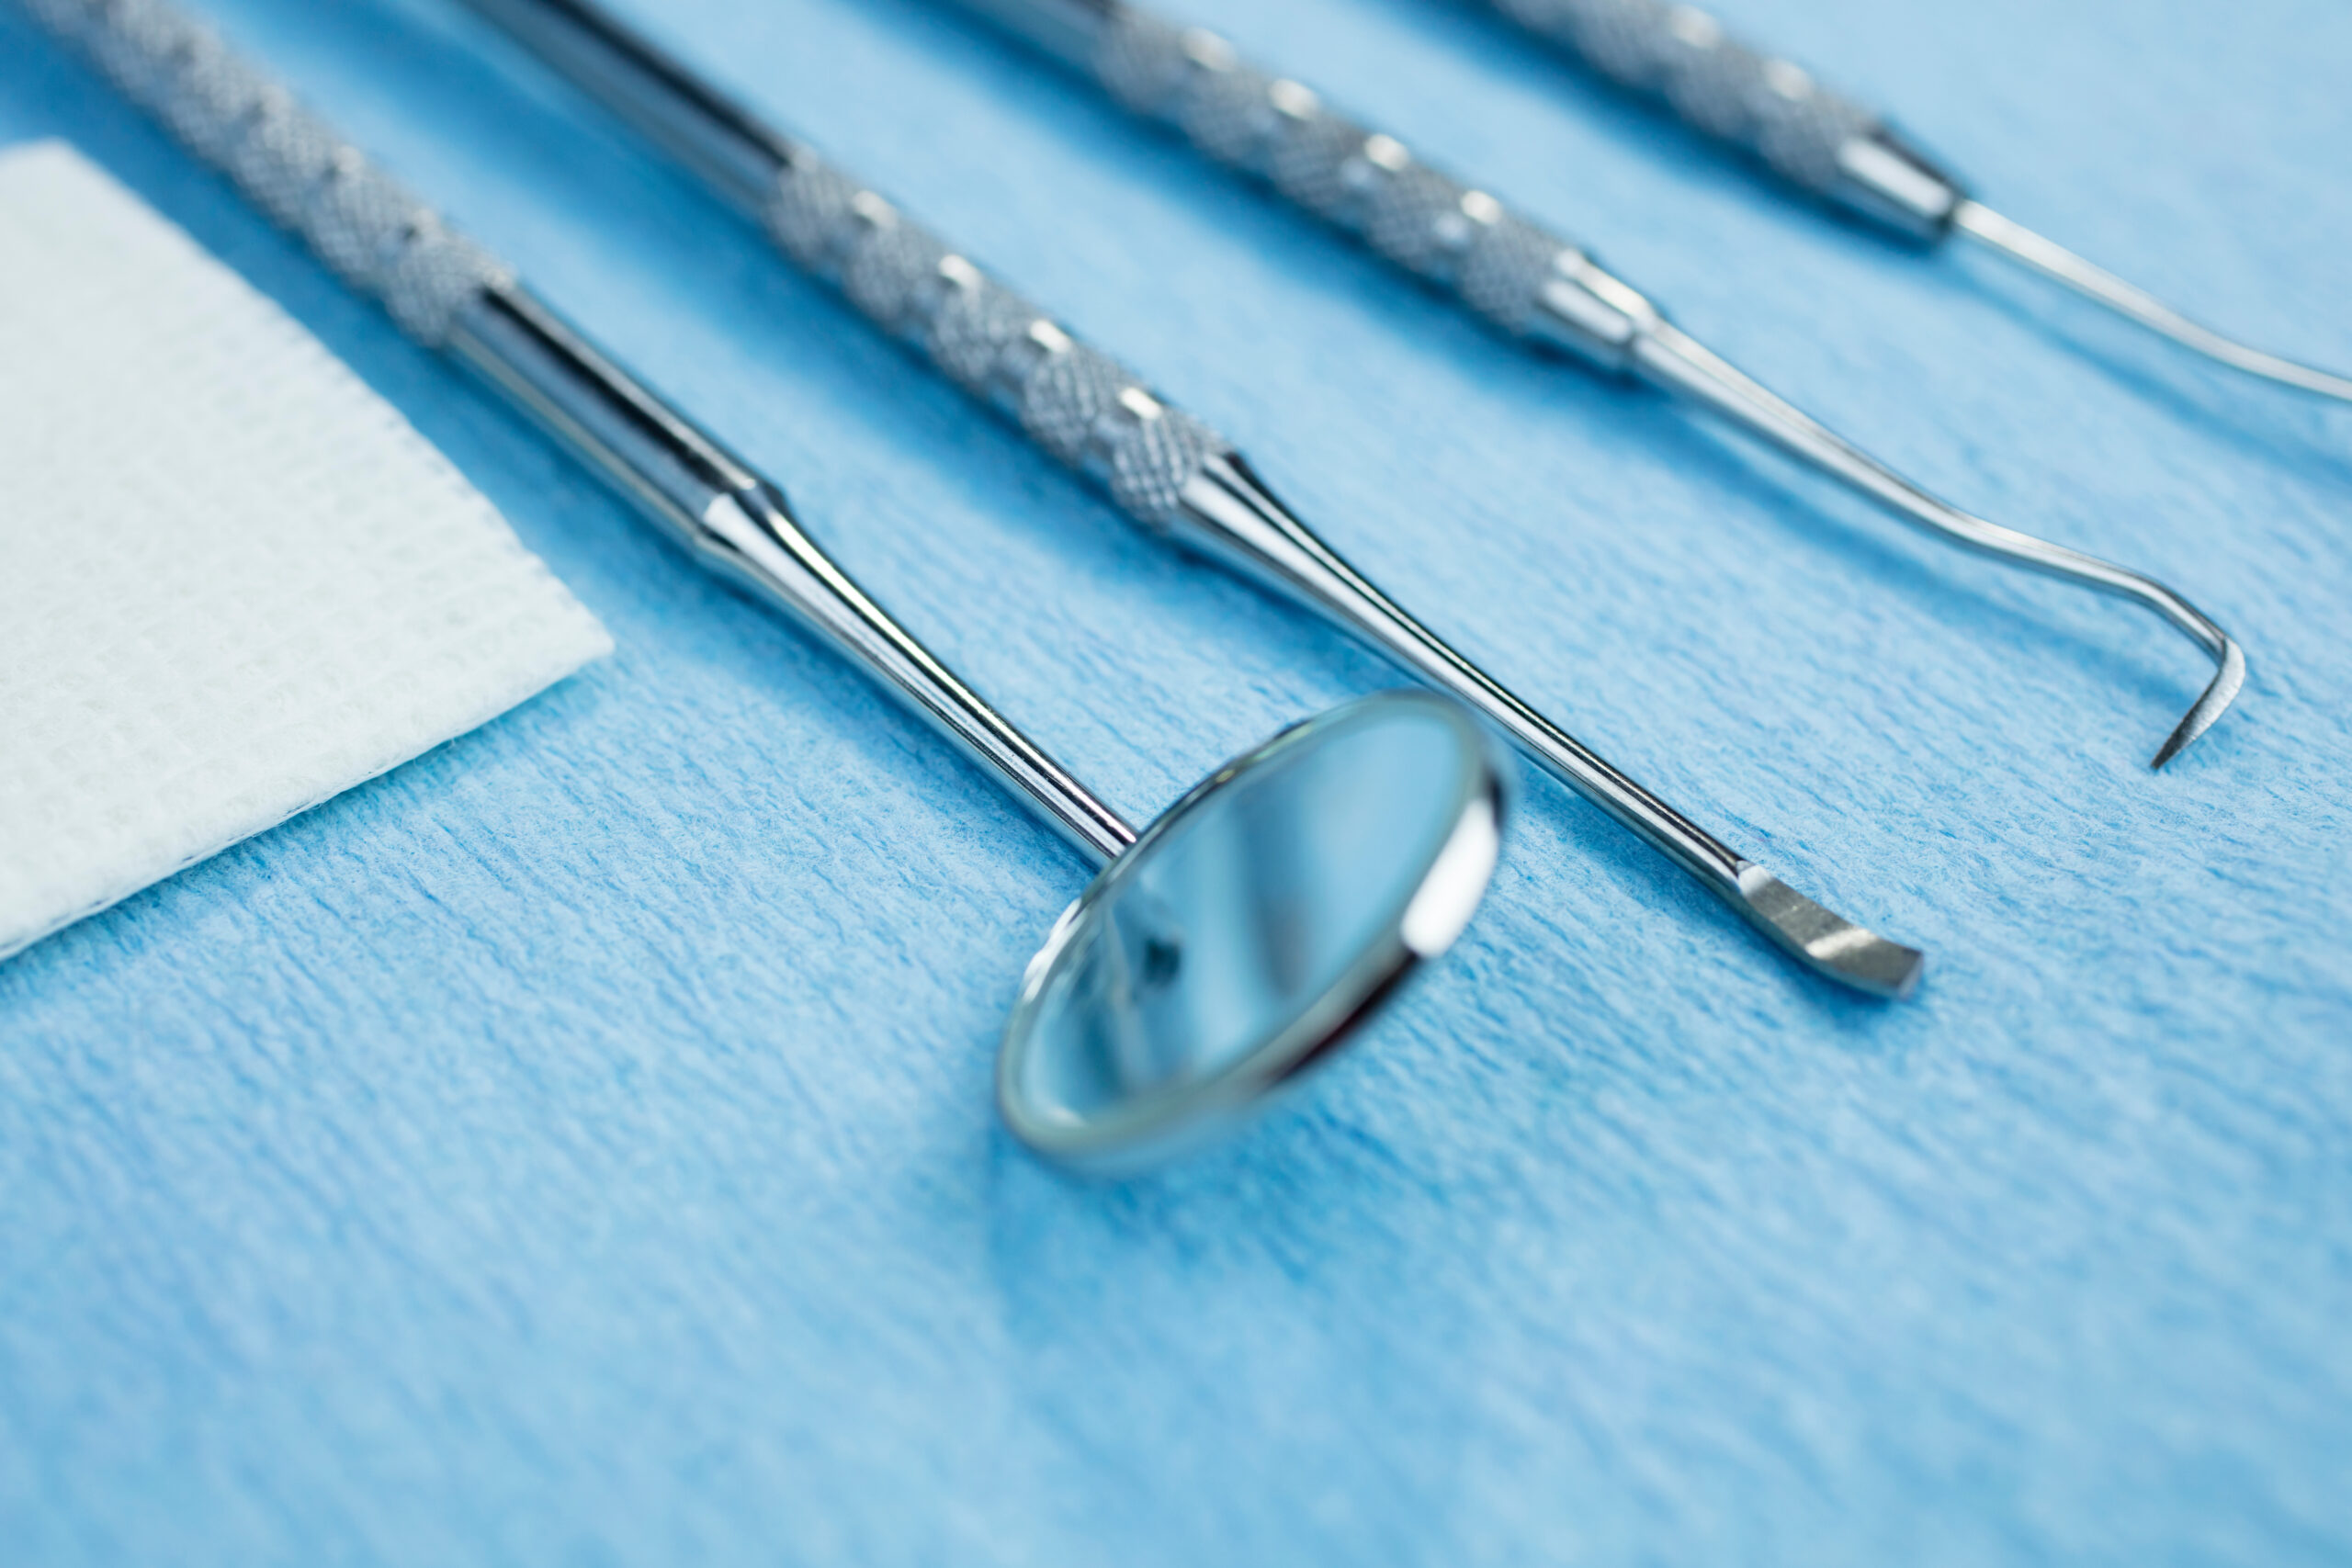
[451,0,1229,531]
[1087,9,1603,346]
[23,0,511,345]
[1478,0,1874,195]
[1469,1,1965,235]
[24,0,1150,868]
[764,152,1227,531]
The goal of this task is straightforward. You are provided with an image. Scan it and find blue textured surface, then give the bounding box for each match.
[3,0,2349,1560]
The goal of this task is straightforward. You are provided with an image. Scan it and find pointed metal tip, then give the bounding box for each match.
[2150,636,2248,770]
[1734,866,1926,1000]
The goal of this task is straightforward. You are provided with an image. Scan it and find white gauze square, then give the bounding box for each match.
[0,141,613,960]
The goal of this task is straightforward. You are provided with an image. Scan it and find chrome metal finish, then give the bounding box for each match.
[1519,248,1659,371]
[1829,124,1965,242]
[1002,693,1508,1171]
[1169,454,1926,995]
[1525,242,2246,768]
[1951,201,2352,406]
[1625,315,2248,769]
[455,0,1928,998]
[26,0,1517,1170]
[1464,0,2352,404]
[937,0,2247,767]
[447,284,1139,864]
[461,0,793,214]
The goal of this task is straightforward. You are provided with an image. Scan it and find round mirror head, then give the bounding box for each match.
[998,691,1508,1173]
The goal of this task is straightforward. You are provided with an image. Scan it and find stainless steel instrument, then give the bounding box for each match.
[1458,0,2352,406]
[450,0,1929,1000]
[19,0,1519,1169]
[935,0,2246,771]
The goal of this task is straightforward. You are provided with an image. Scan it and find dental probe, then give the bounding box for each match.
[454,0,1927,998]
[1457,0,2352,406]
[20,0,1519,1168]
[936,0,2246,769]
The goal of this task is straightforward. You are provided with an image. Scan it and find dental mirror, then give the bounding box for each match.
[26,0,1515,1169]
[1002,692,1506,1172]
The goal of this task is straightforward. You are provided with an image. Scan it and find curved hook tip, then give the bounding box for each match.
[2150,638,2248,770]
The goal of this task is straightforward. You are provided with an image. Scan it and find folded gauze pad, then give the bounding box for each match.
[0,141,613,961]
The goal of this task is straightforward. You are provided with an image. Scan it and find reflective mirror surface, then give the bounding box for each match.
[999,692,1508,1171]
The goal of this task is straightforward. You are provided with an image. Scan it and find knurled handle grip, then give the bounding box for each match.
[1087,10,1614,344]
[763,152,1228,530]
[1476,0,1878,197]
[23,0,512,346]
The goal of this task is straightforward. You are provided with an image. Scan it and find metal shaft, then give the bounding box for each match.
[940,0,2244,768]
[452,287,1140,865]
[1459,0,2352,406]
[451,0,1927,998]
[1946,201,2352,407]
[20,0,1137,870]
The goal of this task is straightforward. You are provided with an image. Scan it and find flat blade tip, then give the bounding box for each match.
[1838,936,1928,1000]
[1735,867,1925,1001]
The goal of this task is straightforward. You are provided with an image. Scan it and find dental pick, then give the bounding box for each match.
[939,0,2247,769]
